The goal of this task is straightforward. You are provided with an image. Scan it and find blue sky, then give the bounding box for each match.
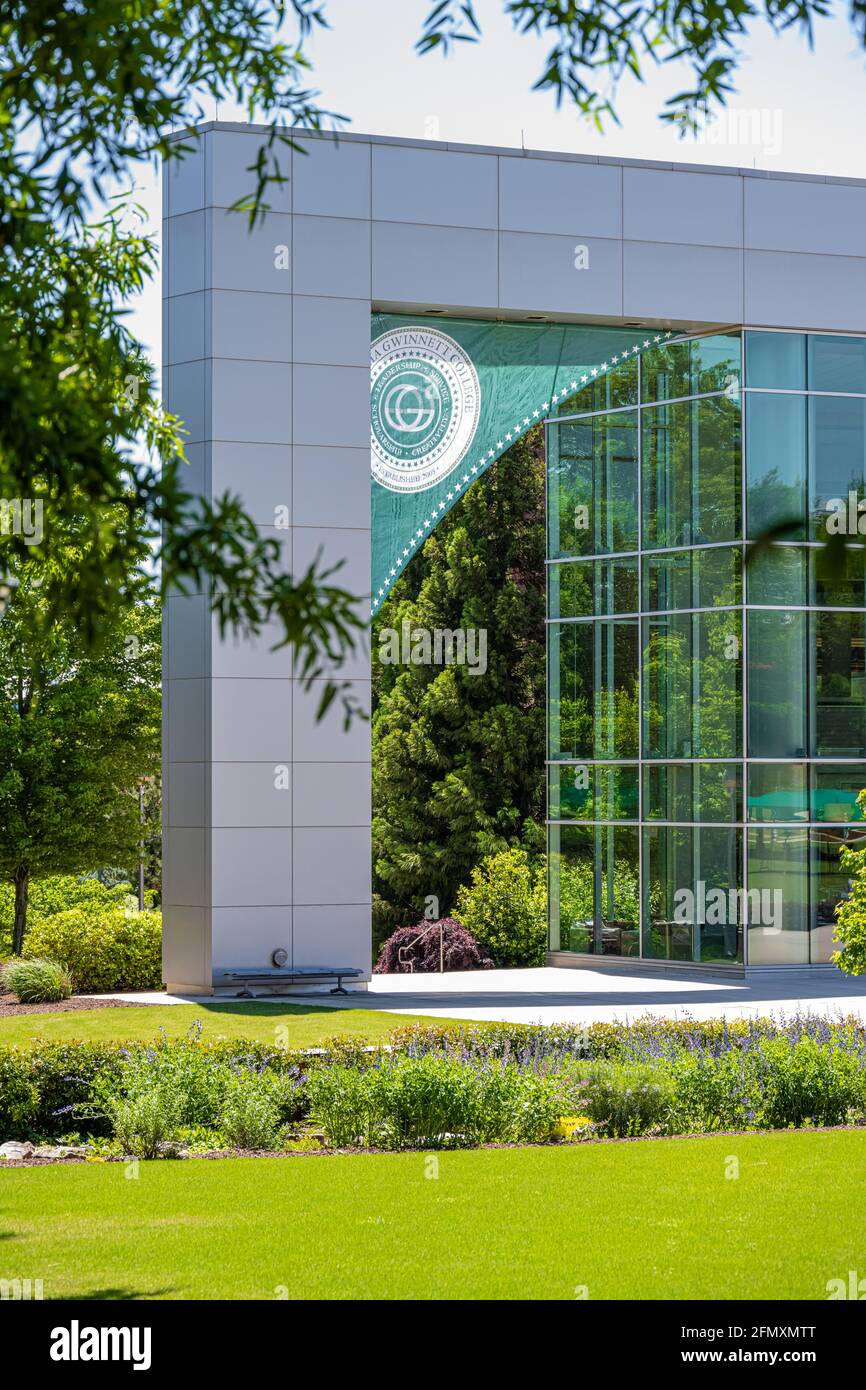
[133,0,866,359]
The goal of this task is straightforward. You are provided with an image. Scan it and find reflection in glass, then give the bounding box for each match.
[748,610,807,758]
[809,827,866,963]
[746,545,807,606]
[548,620,639,761]
[549,557,638,619]
[809,394,866,534]
[811,764,866,823]
[746,392,806,539]
[748,763,808,822]
[642,397,740,549]
[747,827,809,964]
[690,333,742,397]
[644,762,741,823]
[813,610,866,757]
[808,334,866,395]
[557,356,638,417]
[550,824,639,956]
[643,826,743,963]
[546,327,866,968]
[745,331,806,391]
[643,611,742,759]
[644,546,740,612]
[812,545,866,608]
[548,764,639,821]
[641,339,690,405]
[640,333,741,403]
[547,414,638,559]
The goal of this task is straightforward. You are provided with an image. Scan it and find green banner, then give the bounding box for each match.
[370,314,675,614]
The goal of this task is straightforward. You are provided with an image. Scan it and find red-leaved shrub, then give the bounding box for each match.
[373,918,494,974]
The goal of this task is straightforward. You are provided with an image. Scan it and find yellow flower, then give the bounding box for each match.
[553,1115,592,1138]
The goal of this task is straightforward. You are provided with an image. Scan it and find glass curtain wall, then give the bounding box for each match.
[547,328,866,967]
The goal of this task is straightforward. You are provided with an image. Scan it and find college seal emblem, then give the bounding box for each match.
[371,326,481,493]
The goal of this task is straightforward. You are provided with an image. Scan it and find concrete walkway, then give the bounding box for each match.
[107,965,866,1026]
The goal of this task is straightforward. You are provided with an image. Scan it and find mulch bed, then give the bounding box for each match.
[0,991,161,1018]
[5,1124,866,1167]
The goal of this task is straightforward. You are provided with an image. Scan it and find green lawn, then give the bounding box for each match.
[2,1130,864,1299]
[0,1001,454,1049]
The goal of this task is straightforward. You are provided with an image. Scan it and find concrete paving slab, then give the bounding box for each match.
[101,966,866,1026]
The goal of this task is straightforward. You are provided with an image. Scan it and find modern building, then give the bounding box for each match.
[162,122,866,991]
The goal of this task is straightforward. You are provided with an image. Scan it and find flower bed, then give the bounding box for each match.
[2,1015,865,1159]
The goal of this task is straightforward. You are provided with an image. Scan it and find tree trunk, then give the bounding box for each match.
[12,867,29,956]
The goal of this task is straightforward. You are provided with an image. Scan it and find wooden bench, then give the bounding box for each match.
[215,966,363,998]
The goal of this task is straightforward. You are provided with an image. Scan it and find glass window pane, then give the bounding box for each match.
[693,546,742,609]
[748,764,808,823]
[690,333,742,396]
[644,546,740,612]
[811,765,866,823]
[643,615,692,758]
[547,414,638,559]
[549,558,638,619]
[808,334,866,395]
[550,824,639,956]
[548,764,639,821]
[813,610,866,756]
[810,826,866,963]
[748,610,807,758]
[557,357,638,417]
[746,392,806,539]
[644,549,692,612]
[745,331,806,390]
[638,334,740,404]
[747,827,809,964]
[548,620,639,761]
[549,560,593,619]
[809,395,866,536]
[641,339,691,404]
[643,612,742,759]
[694,610,743,758]
[644,826,743,964]
[746,545,808,606]
[811,544,866,608]
[644,763,741,822]
[643,397,740,549]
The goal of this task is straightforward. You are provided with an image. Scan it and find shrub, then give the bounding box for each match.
[753,1036,866,1129]
[307,1054,562,1150]
[0,1041,127,1141]
[667,1035,866,1133]
[580,1063,674,1137]
[0,1029,309,1143]
[2,957,73,1004]
[25,904,161,992]
[0,875,139,957]
[91,1039,226,1130]
[832,792,866,976]
[454,847,546,967]
[373,917,493,974]
[105,1088,183,1159]
[217,1073,290,1150]
[303,1067,380,1148]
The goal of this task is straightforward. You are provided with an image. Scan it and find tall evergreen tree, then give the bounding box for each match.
[372,429,546,944]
